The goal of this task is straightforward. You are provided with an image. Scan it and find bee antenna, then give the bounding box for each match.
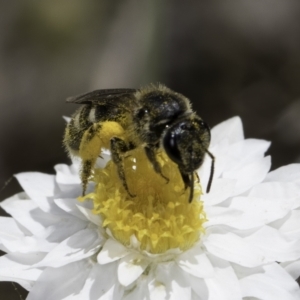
[205,150,215,193]
[189,171,194,203]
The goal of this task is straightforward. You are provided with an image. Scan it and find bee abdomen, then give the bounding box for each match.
[64,105,94,152]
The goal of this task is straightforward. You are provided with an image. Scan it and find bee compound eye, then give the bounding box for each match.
[163,130,182,165]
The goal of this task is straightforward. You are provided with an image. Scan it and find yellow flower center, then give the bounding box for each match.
[85,149,207,254]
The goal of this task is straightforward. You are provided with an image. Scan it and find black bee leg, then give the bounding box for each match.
[195,172,200,183]
[180,170,190,190]
[79,123,102,196]
[145,146,169,183]
[81,160,93,196]
[110,137,136,197]
[179,169,194,203]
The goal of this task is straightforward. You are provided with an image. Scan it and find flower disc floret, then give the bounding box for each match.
[87,149,207,254]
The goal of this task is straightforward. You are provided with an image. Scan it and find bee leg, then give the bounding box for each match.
[144,146,169,183]
[195,172,200,183]
[79,123,102,196]
[179,169,194,203]
[110,137,136,197]
[81,160,93,196]
[180,170,191,190]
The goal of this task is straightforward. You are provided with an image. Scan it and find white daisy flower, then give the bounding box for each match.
[1,116,300,300]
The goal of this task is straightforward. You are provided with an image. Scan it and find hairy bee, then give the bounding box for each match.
[64,84,214,202]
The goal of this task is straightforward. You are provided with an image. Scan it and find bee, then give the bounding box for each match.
[64,84,214,202]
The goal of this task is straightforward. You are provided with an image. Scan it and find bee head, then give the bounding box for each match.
[162,115,211,173]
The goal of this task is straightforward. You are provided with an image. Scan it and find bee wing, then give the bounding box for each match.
[66,89,137,104]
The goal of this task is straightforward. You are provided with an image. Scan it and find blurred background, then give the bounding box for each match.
[1,0,300,298]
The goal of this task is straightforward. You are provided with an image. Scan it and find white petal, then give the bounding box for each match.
[188,276,208,299]
[118,253,149,286]
[249,181,300,199]
[155,262,192,300]
[283,260,300,280]
[0,217,25,236]
[230,196,294,225]
[77,262,124,300]
[1,197,87,245]
[1,235,57,253]
[123,276,150,300]
[277,210,300,239]
[0,217,25,251]
[33,228,102,268]
[244,226,300,262]
[240,263,300,300]
[248,182,300,209]
[15,172,59,213]
[223,156,271,195]
[204,262,242,300]
[54,198,89,221]
[0,194,61,234]
[224,139,270,173]
[207,210,264,230]
[0,252,44,280]
[54,163,81,185]
[26,260,91,300]
[201,178,236,206]
[203,232,266,267]
[176,245,214,278]
[230,262,264,279]
[204,206,248,228]
[54,164,83,197]
[265,164,300,182]
[34,216,87,244]
[97,238,129,264]
[148,278,167,300]
[0,253,45,290]
[76,205,102,226]
[210,116,244,147]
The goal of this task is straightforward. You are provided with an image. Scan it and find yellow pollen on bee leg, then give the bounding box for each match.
[98,121,126,148]
[83,148,207,254]
[79,121,126,160]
